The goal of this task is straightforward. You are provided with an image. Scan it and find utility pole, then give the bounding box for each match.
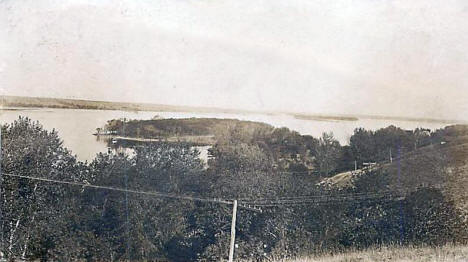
[0,130,3,260]
[390,148,393,163]
[228,200,238,262]
[125,173,130,262]
[354,160,357,171]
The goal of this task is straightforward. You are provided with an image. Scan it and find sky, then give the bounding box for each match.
[1,0,467,120]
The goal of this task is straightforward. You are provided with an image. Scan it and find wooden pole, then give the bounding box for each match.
[228,200,238,262]
[0,130,3,259]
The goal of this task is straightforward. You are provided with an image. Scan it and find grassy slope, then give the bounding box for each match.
[318,133,468,212]
[297,130,468,262]
[278,245,468,262]
[445,137,468,211]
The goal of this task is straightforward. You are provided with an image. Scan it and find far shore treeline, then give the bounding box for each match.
[1,117,468,261]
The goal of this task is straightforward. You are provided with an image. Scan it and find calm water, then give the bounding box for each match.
[1,107,453,162]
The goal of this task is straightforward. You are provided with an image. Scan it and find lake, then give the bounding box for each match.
[0,107,454,162]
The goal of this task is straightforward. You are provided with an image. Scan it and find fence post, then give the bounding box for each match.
[228,200,238,262]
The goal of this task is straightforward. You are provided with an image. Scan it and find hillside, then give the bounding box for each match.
[2,118,467,261]
[318,125,468,212]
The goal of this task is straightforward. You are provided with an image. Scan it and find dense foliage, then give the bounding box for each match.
[1,117,467,261]
[103,118,272,139]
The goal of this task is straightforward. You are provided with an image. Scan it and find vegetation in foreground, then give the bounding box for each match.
[277,244,468,262]
[1,117,468,261]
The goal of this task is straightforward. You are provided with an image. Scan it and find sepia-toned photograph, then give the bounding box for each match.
[1,0,467,261]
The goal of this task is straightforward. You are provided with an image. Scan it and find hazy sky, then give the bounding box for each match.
[1,0,467,120]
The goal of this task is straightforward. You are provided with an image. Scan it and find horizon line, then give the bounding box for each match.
[1,94,466,125]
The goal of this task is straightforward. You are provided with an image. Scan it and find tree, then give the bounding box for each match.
[349,128,375,166]
[413,128,432,149]
[1,117,89,260]
[313,132,342,176]
[82,143,208,261]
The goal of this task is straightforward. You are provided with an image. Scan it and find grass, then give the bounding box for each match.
[271,245,468,262]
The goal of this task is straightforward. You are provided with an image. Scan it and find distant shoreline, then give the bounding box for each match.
[0,95,249,114]
[293,113,359,122]
[352,114,461,125]
[1,95,464,125]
